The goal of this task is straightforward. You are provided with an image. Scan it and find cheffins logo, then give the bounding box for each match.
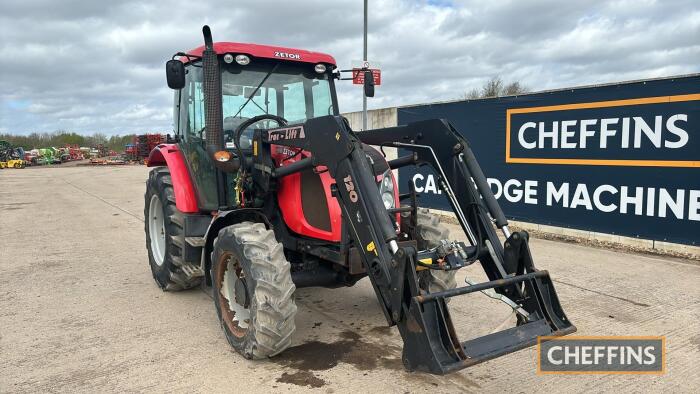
[506,94,700,167]
[538,336,665,374]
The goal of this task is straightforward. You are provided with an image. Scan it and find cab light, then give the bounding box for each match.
[235,54,250,65]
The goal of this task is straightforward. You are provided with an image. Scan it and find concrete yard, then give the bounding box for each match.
[1,165,699,393]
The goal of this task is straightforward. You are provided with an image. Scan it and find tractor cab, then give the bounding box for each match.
[170,43,340,211]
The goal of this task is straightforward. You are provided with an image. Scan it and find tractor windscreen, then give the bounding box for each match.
[220,61,335,148]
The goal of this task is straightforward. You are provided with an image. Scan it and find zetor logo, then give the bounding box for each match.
[274,51,301,60]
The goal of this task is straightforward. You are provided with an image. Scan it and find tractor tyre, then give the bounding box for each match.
[211,222,297,359]
[415,208,458,295]
[144,167,202,291]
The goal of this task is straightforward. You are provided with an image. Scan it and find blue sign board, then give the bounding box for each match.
[398,75,699,245]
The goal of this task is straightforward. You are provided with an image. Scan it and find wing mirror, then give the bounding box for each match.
[166,59,186,90]
[363,70,375,97]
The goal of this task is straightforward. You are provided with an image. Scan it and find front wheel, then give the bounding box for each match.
[211,222,297,359]
[414,208,458,294]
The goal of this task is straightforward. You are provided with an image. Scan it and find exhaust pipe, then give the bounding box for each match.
[201,26,224,153]
[201,26,240,175]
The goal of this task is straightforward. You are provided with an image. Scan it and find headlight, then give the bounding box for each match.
[382,192,394,209]
[378,169,396,209]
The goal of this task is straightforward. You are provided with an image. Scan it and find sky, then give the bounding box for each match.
[0,0,698,135]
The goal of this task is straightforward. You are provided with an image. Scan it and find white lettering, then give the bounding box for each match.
[425,174,440,194]
[412,174,424,193]
[539,121,558,149]
[643,346,656,365]
[579,119,597,148]
[524,180,538,204]
[690,190,700,221]
[621,117,630,148]
[515,114,690,151]
[658,189,685,219]
[665,114,689,148]
[487,178,503,199]
[646,187,656,217]
[628,346,643,365]
[600,118,618,148]
[564,346,579,365]
[504,179,523,203]
[593,184,618,213]
[594,346,605,365]
[547,182,569,207]
[547,346,563,365]
[560,120,577,149]
[518,122,537,149]
[620,186,644,215]
[633,116,663,148]
[570,184,593,210]
[607,346,619,365]
[580,346,593,365]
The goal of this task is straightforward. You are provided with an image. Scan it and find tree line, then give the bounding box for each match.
[463,76,528,99]
[2,77,527,151]
[0,132,135,152]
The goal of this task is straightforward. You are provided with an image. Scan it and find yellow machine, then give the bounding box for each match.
[0,162,6,169]
[4,159,25,169]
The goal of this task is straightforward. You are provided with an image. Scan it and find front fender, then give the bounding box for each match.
[200,208,271,285]
[147,144,198,213]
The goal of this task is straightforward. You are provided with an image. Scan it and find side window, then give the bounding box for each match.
[312,80,333,117]
[181,66,204,140]
[283,82,306,123]
[188,81,205,139]
[173,90,180,135]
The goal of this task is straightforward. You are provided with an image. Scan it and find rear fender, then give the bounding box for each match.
[200,208,271,285]
[147,144,198,213]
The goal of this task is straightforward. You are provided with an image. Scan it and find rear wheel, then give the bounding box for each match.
[144,167,202,291]
[211,222,297,359]
[415,208,458,294]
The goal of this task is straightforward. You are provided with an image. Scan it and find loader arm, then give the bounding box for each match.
[258,115,575,374]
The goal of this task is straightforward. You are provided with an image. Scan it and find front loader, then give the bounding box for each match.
[144,26,574,375]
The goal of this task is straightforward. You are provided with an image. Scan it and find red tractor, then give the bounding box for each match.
[144,26,574,374]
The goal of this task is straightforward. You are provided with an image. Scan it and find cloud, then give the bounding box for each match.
[0,0,698,135]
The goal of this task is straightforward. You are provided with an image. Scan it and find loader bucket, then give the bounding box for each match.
[398,269,575,374]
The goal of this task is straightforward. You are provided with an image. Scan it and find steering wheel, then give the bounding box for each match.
[232,114,288,168]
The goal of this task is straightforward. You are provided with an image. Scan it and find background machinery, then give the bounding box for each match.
[0,140,26,169]
[144,26,574,374]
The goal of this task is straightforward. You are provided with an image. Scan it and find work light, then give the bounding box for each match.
[235,54,250,65]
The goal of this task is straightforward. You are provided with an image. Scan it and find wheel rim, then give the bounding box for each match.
[216,253,251,338]
[148,194,166,266]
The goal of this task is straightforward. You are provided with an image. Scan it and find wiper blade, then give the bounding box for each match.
[232,63,278,119]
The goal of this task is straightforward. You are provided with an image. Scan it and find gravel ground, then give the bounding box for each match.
[1,165,698,393]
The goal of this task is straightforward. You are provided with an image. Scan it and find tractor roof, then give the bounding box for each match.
[183,42,336,66]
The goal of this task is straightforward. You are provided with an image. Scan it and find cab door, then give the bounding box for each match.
[176,65,220,212]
